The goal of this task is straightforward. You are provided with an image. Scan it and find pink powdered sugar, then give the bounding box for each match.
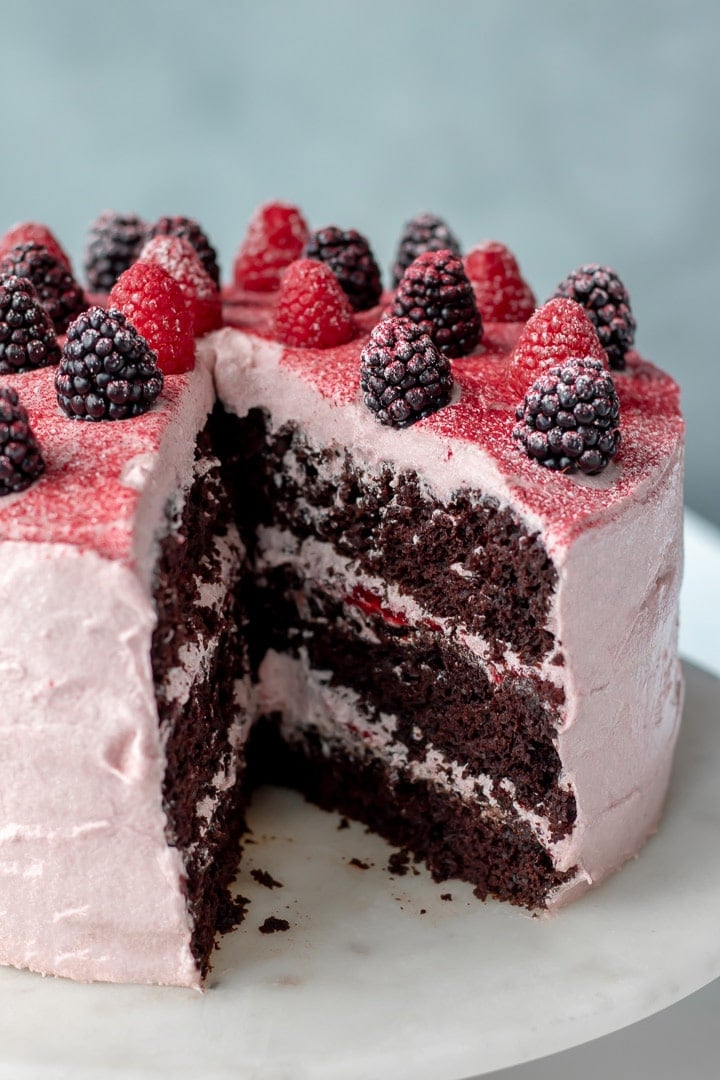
[0,291,682,564]
[0,367,193,562]
[225,292,682,548]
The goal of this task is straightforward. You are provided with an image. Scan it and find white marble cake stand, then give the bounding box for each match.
[0,661,718,1080]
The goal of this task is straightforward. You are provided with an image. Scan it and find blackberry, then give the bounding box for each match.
[143,216,220,287]
[0,274,60,374]
[391,212,461,287]
[392,249,481,358]
[360,316,452,427]
[55,307,163,421]
[84,211,147,292]
[513,357,621,475]
[0,386,45,495]
[0,243,86,334]
[303,227,382,311]
[553,264,636,370]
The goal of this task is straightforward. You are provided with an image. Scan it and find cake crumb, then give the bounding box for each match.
[440,892,453,902]
[348,857,371,870]
[259,916,290,935]
[216,893,250,934]
[420,908,427,915]
[251,868,284,890]
[387,848,410,876]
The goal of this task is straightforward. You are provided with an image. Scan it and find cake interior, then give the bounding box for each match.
[152,402,578,976]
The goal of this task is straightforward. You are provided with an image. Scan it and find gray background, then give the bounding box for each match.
[0,0,718,524]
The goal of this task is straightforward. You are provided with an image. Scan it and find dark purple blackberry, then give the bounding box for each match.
[84,211,147,292]
[391,212,461,287]
[0,243,86,334]
[303,227,382,311]
[144,216,220,287]
[553,264,636,370]
[0,386,45,495]
[55,306,163,421]
[360,316,452,427]
[392,249,481,358]
[513,357,621,475]
[0,274,60,374]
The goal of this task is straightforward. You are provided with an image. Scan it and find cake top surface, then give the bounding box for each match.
[0,209,684,561]
[0,364,204,564]
[222,291,683,548]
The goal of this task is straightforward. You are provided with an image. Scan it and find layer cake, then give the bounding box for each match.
[0,211,684,987]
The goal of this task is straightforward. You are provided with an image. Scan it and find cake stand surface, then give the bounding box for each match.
[0,661,718,1080]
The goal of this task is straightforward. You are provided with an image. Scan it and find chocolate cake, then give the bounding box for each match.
[0,210,684,987]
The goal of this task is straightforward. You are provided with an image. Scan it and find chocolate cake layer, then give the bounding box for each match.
[250,563,575,837]
[151,423,251,972]
[248,716,575,910]
[225,408,558,663]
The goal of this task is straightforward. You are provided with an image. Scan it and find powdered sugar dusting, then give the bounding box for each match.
[222,290,682,549]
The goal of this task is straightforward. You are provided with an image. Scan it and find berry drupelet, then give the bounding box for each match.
[553,264,635,370]
[84,211,147,292]
[391,212,461,287]
[55,307,163,421]
[0,274,60,374]
[0,386,45,495]
[392,248,482,358]
[0,243,86,334]
[360,316,453,428]
[303,227,382,311]
[513,357,621,475]
[144,216,220,287]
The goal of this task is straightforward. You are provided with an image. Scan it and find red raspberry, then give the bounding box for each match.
[274,259,356,348]
[0,222,71,271]
[464,241,536,323]
[108,261,195,375]
[507,297,607,395]
[137,236,222,336]
[233,202,309,292]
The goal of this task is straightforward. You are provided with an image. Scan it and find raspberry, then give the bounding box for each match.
[0,243,86,334]
[55,307,163,421]
[303,227,382,311]
[0,386,45,494]
[507,297,607,395]
[138,236,222,336]
[360,316,452,427]
[233,202,309,292]
[464,240,536,323]
[84,211,147,292]
[553,264,635,370]
[108,262,195,375]
[0,274,60,374]
[144,216,220,287]
[0,223,71,270]
[513,357,621,475]
[391,213,461,287]
[274,259,356,348]
[392,249,481,358]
